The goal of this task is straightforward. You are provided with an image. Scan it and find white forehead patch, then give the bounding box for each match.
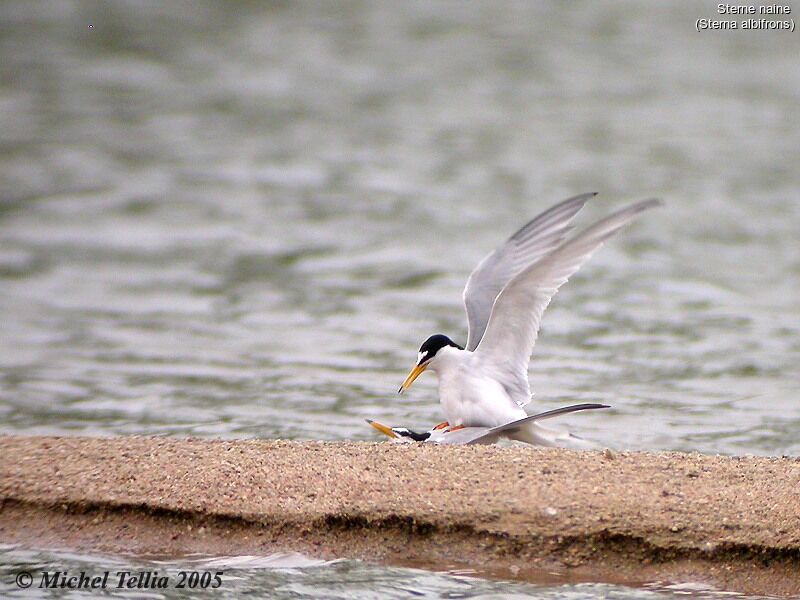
[417,350,428,364]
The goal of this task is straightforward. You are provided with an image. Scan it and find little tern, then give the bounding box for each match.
[398,194,660,444]
[368,402,609,446]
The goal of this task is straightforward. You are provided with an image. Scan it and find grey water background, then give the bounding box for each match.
[0,1,798,598]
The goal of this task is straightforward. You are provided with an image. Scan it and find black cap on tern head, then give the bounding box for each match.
[399,334,464,394]
[391,427,431,442]
[417,334,463,365]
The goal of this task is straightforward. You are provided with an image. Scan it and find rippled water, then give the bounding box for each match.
[1,2,798,598]
[0,546,762,600]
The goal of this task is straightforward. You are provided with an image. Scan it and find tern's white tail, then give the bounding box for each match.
[507,421,601,450]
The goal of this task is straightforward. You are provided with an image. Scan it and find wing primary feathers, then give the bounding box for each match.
[508,192,598,243]
[473,198,662,407]
[463,192,597,351]
[485,403,610,435]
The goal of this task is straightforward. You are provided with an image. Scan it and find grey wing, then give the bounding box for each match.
[476,403,610,440]
[463,193,596,351]
[436,404,609,445]
[474,199,662,407]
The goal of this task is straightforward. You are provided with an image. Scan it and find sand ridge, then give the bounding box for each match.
[1,436,800,596]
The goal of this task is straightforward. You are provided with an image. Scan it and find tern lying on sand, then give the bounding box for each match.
[367,403,609,447]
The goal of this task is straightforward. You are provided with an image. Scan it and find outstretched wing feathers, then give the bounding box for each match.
[463,192,596,351]
[435,402,610,445]
[473,199,661,407]
[482,402,609,436]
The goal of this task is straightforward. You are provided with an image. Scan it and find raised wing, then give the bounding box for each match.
[474,199,661,406]
[463,193,596,351]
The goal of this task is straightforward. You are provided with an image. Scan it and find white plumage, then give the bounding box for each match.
[398,194,661,447]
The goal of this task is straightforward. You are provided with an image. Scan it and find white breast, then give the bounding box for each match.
[432,348,527,428]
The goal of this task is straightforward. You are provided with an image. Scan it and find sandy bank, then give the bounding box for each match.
[1,436,799,596]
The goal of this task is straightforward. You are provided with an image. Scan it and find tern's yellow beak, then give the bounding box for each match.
[366,419,397,439]
[398,363,428,394]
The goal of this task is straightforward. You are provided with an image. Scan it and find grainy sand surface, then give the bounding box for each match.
[1,436,800,596]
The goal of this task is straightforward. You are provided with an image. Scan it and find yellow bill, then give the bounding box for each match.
[366,419,397,439]
[398,363,427,394]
